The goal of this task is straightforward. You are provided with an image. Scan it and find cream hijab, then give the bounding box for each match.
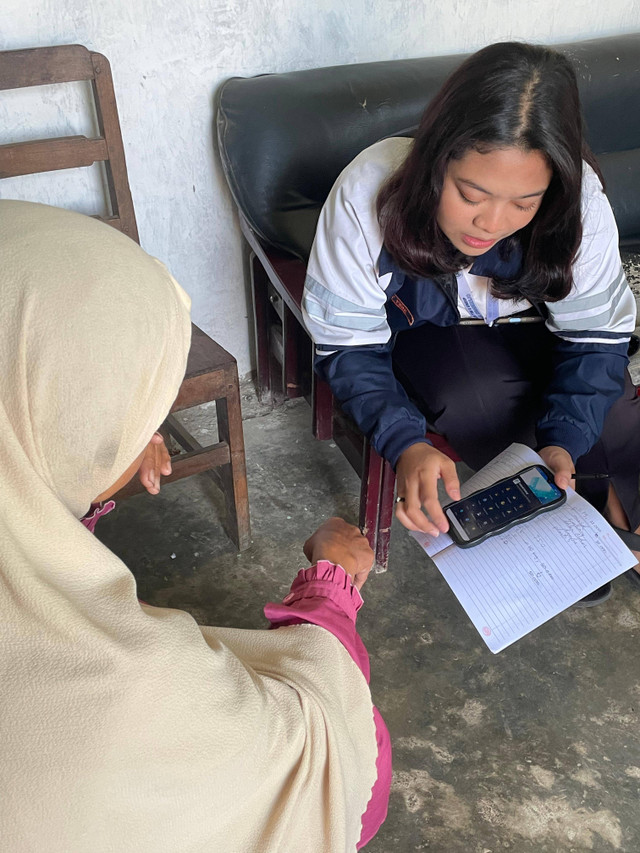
[0,201,378,852]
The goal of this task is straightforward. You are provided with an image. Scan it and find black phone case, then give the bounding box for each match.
[445,465,567,549]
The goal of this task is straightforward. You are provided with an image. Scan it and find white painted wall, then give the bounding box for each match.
[2,1,639,375]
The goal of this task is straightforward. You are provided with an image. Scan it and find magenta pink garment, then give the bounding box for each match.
[264,560,391,849]
[80,500,116,532]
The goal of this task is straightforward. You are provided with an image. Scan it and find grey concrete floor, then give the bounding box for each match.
[95,389,640,853]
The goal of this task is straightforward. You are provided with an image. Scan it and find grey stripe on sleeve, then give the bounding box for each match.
[551,267,626,315]
[303,275,388,332]
[551,275,630,330]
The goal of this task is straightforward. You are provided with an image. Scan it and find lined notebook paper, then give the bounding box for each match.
[411,443,637,653]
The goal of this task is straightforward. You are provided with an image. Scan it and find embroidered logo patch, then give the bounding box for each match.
[391,294,414,326]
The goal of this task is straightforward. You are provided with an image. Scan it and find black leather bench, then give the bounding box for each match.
[217,33,640,569]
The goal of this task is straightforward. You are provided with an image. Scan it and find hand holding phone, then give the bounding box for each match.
[538,445,574,490]
[444,465,566,548]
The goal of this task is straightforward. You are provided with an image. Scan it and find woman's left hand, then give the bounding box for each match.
[303,517,375,590]
[538,445,575,490]
[138,431,172,495]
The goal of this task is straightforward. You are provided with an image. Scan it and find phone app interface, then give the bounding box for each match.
[519,467,562,504]
[448,468,560,538]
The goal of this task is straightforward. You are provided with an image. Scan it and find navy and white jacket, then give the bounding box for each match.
[302,138,637,468]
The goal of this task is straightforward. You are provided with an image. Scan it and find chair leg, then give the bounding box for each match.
[283,306,303,399]
[214,367,251,552]
[250,251,274,405]
[312,377,334,441]
[359,440,383,558]
[374,459,395,571]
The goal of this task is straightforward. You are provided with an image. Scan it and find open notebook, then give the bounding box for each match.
[411,443,637,653]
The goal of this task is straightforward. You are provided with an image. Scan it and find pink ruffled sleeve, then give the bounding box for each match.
[264,561,391,849]
[264,560,369,676]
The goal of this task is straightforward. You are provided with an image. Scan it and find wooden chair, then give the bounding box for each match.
[247,229,395,567]
[0,44,250,551]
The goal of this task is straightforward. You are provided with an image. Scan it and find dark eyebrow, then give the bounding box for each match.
[459,178,547,199]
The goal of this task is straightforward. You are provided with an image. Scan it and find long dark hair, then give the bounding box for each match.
[377,42,601,301]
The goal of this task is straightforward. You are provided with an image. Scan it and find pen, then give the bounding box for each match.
[459,316,543,326]
[571,473,610,480]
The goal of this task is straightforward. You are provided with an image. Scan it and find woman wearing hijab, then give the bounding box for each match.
[0,200,390,852]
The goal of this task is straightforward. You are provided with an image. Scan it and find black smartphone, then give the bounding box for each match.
[444,465,566,548]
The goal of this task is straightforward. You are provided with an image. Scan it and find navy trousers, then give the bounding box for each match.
[392,321,640,529]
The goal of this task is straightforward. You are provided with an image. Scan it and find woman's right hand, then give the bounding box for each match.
[395,442,461,536]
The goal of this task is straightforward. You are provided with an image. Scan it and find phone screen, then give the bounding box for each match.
[445,465,563,542]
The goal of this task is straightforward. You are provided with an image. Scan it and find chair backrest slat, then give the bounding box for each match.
[0,45,94,90]
[0,136,109,178]
[0,45,139,244]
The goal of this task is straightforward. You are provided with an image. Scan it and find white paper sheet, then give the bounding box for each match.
[411,443,637,653]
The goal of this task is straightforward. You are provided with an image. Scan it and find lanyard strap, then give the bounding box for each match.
[458,271,501,325]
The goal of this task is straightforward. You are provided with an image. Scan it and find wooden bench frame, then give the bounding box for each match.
[243,215,399,569]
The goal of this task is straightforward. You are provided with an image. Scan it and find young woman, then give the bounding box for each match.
[302,42,640,598]
[0,200,389,851]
